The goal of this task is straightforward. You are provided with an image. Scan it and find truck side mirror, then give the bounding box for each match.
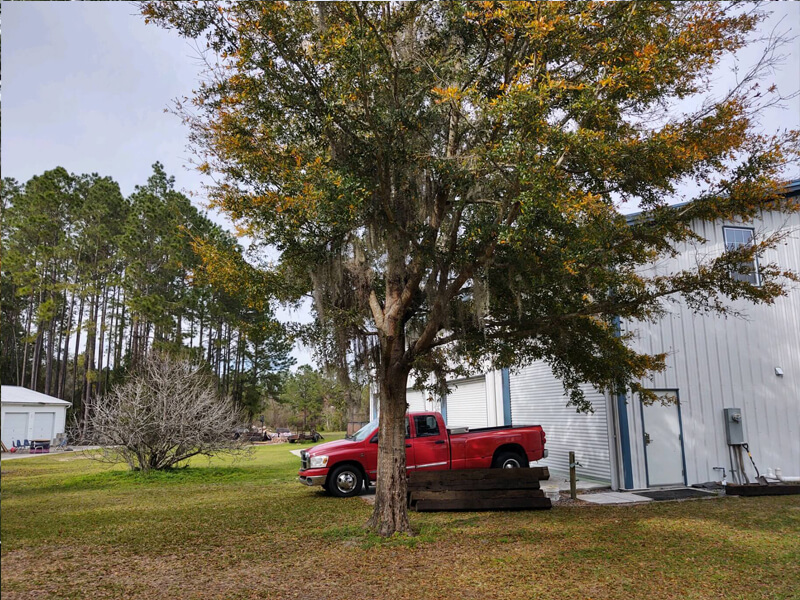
[369,435,378,444]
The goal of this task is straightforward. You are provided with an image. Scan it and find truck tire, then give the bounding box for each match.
[327,464,364,498]
[493,451,528,469]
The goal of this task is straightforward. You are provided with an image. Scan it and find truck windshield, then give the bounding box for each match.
[349,417,379,442]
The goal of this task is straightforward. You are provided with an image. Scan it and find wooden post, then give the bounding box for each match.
[569,451,577,500]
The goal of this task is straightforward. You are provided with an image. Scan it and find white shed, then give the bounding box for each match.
[1,386,72,448]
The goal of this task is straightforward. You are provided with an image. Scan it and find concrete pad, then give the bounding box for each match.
[1,446,100,461]
[289,449,303,457]
[545,471,610,492]
[577,491,654,504]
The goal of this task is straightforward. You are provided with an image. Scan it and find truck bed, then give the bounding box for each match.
[448,424,541,435]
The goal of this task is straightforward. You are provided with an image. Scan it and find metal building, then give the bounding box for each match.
[615,199,800,489]
[371,183,800,490]
[1,386,72,449]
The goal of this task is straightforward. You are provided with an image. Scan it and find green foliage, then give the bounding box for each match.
[0,162,294,425]
[279,365,348,430]
[140,1,800,411]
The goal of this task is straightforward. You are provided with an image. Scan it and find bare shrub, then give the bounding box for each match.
[90,354,247,471]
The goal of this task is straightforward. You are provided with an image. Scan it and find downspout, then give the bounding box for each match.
[613,316,634,490]
[501,368,512,426]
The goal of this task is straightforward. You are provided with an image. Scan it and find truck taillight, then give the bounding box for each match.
[540,430,546,446]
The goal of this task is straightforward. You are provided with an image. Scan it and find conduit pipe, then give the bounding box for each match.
[775,468,800,483]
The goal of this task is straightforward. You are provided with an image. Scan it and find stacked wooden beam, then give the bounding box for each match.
[725,483,800,496]
[407,467,552,511]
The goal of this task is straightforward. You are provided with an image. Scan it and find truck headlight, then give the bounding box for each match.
[309,455,329,468]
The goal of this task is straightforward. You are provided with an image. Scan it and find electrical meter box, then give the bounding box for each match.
[724,408,745,445]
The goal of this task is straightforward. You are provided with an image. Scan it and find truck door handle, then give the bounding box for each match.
[406,444,412,448]
[434,440,445,445]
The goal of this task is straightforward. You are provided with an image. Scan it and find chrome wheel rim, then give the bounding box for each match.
[502,458,521,468]
[336,471,357,493]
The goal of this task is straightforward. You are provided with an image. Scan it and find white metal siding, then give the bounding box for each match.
[622,209,800,488]
[406,389,427,413]
[510,362,612,482]
[445,377,488,429]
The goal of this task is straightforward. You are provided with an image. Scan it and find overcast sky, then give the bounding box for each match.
[2,1,799,367]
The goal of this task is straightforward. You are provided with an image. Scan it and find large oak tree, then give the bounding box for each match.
[141,1,799,535]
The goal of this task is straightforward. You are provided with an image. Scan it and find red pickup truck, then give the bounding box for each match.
[298,412,547,497]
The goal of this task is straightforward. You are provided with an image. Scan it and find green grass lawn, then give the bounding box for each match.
[2,440,799,600]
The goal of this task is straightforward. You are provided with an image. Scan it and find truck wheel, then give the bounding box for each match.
[327,464,364,498]
[493,451,528,469]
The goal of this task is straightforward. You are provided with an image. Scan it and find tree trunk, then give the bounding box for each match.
[105,284,119,393]
[44,263,60,395]
[115,288,126,369]
[11,291,22,384]
[44,308,57,396]
[96,284,109,398]
[198,313,204,355]
[82,291,99,434]
[143,321,152,359]
[366,329,413,537]
[72,294,85,404]
[31,325,44,391]
[131,313,140,366]
[59,289,76,400]
[21,292,34,388]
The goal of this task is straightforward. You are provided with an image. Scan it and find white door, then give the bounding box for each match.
[32,412,56,442]
[445,377,488,429]
[641,393,685,486]
[2,412,30,447]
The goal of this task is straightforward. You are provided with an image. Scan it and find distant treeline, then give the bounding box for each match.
[0,163,294,431]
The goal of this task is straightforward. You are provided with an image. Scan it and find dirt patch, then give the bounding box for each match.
[56,454,92,462]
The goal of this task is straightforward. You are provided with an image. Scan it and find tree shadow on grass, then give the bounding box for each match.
[7,466,260,496]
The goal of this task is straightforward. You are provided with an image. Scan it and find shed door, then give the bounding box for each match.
[2,412,29,447]
[445,377,488,429]
[33,412,56,442]
[641,392,685,487]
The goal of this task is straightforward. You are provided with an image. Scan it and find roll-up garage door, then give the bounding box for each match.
[33,412,55,441]
[445,376,488,429]
[509,361,611,482]
[2,412,29,448]
[405,389,427,413]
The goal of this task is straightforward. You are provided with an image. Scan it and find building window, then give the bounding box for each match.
[723,226,759,285]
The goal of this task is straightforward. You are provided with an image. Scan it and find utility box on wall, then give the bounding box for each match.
[724,408,745,445]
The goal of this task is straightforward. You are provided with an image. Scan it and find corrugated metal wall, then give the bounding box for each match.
[509,362,612,482]
[445,376,488,429]
[622,210,800,488]
[406,389,427,413]
[406,388,442,414]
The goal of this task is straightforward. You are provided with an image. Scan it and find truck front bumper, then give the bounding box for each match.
[298,468,329,487]
[298,475,326,486]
